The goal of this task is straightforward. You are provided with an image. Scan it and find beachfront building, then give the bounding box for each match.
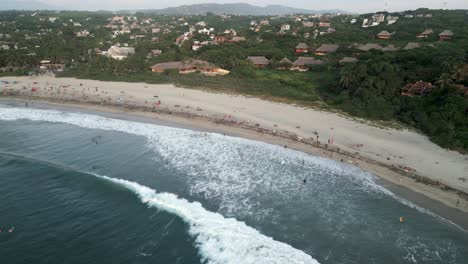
[439,30,454,41]
[150,59,229,76]
[417,29,434,38]
[376,31,392,39]
[291,57,324,71]
[105,45,135,60]
[151,61,181,73]
[247,56,270,68]
[295,43,310,54]
[401,81,434,97]
[314,44,339,56]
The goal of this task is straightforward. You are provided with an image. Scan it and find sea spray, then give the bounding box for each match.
[93,174,320,264]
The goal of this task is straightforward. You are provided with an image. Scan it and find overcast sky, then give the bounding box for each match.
[41,0,468,13]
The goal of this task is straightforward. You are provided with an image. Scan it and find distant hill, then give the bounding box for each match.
[0,0,58,10]
[140,3,346,16]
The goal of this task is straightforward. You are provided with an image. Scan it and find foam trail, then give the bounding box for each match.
[93,174,319,264]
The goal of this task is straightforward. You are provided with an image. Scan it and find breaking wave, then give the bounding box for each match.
[0,106,463,231]
[92,174,319,264]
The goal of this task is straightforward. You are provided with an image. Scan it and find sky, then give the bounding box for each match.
[38,0,468,13]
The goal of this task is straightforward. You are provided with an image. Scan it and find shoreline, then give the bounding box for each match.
[0,75,467,229]
[1,97,468,230]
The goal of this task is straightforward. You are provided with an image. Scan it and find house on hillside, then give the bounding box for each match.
[357,43,383,52]
[339,57,358,64]
[314,44,339,56]
[276,58,292,70]
[403,43,420,50]
[376,31,392,39]
[372,14,386,23]
[295,43,310,54]
[192,40,209,51]
[230,36,246,43]
[318,22,331,27]
[280,24,291,32]
[417,29,433,38]
[439,30,454,41]
[247,56,270,68]
[291,57,324,71]
[214,36,227,44]
[302,21,314,27]
[382,45,399,52]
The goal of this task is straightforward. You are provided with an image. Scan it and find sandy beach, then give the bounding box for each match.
[1,75,467,214]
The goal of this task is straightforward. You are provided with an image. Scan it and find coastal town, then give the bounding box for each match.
[0,2,468,264]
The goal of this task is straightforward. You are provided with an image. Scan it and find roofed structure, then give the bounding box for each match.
[291,57,324,71]
[339,57,358,63]
[358,43,383,51]
[403,43,420,50]
[401,81,434,97]
[314,44,339,55]
[295,43,310,53]
[417,29,433,38]
[439,30,454,41]
[377,30,392,39]
[247,56,270,67]
[382,45,399,52]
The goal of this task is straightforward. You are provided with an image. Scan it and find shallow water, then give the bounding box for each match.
[0,105,467,264]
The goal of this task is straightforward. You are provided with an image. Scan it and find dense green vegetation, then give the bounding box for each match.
[60,58,326,102]
[0,9,467,152]
[319,45,467,152]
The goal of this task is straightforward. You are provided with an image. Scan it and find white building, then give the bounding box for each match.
[280,24,291,31]
[198,28,214,35]
[105,45,135,60]
[76,30,90,37]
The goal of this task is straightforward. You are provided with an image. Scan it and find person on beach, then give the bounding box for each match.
[457,200,460,207]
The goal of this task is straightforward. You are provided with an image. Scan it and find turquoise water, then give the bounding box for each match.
[0,105,467,264]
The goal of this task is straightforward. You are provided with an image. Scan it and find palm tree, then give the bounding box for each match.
[436,73,453,88]
[451,64,466,83]
[339,66,354,89]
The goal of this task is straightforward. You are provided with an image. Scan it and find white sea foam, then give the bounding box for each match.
[93,174,319,264]
[0,106,463,231]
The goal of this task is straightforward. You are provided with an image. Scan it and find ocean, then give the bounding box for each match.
[0,104,467,264]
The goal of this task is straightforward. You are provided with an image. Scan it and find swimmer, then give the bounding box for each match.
[399,217,405,223]
[8,226,14,233]
[303,179,307,184]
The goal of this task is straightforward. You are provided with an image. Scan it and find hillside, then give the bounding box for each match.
[141,3,345,16]
[0,0,57,11]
